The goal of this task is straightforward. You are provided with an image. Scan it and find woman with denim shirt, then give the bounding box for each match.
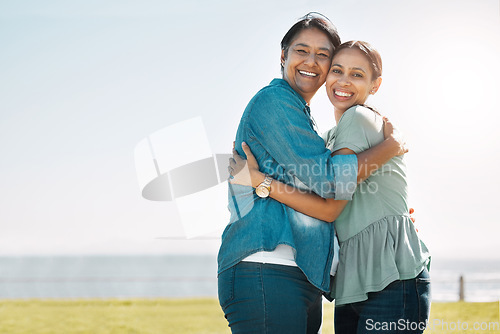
[230,41,431,333]
[218,13,407,333]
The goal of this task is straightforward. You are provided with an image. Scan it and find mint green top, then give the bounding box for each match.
[322,105,431,306]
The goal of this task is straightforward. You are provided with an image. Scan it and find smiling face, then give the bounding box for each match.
[326,48,382,114]
[281,28,334,103]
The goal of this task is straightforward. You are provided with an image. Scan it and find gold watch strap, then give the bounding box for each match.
[262,174,272,188]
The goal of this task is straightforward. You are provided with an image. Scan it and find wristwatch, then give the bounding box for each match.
[255,174,273,198]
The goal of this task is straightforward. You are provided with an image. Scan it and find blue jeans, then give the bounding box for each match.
[334,268,431,334]
[218,261,323,333]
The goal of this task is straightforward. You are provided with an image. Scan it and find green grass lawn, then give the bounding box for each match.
[0,299,498,333]
[424,302,500,334]
[0,299,228,334]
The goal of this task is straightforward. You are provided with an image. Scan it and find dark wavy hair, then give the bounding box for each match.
[280,13,341,73]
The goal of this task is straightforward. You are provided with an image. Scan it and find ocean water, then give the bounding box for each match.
[0,255,218,299]
[0,255,499,302]
[429,257,500,302]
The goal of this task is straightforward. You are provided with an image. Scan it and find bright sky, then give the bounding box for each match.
[1,0,499,259]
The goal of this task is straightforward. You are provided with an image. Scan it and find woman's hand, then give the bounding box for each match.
[228,142,265,188]
[382,117,408,156]
[409,207,418,232]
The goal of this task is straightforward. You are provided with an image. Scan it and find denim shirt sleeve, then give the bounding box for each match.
[246,87,357,200]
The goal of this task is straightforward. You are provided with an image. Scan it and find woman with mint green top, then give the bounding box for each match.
[229,41,430,333]
[323,106,430,308]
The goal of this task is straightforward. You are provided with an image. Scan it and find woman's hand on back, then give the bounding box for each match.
[228,142,265,188]
[382,117,408,156]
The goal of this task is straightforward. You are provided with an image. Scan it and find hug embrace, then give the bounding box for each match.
[218,12,431,334]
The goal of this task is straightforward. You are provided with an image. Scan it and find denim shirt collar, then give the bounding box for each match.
[270,78,317,132]
[269,78,307,106]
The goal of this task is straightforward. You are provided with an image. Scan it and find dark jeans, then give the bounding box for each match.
[218,261,323,334]
[334,267,431,334]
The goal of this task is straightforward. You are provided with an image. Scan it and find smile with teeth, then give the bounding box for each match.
[298,70,318,77]
[334,89,354,97]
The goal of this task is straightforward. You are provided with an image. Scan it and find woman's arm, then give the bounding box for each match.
[356,117,407,183]
[229,117,406,222]
[230,142,347,222]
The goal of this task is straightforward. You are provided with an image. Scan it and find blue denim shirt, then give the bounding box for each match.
[217,79,358,292]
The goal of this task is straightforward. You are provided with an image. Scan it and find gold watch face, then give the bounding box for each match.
[256,185,270,198]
